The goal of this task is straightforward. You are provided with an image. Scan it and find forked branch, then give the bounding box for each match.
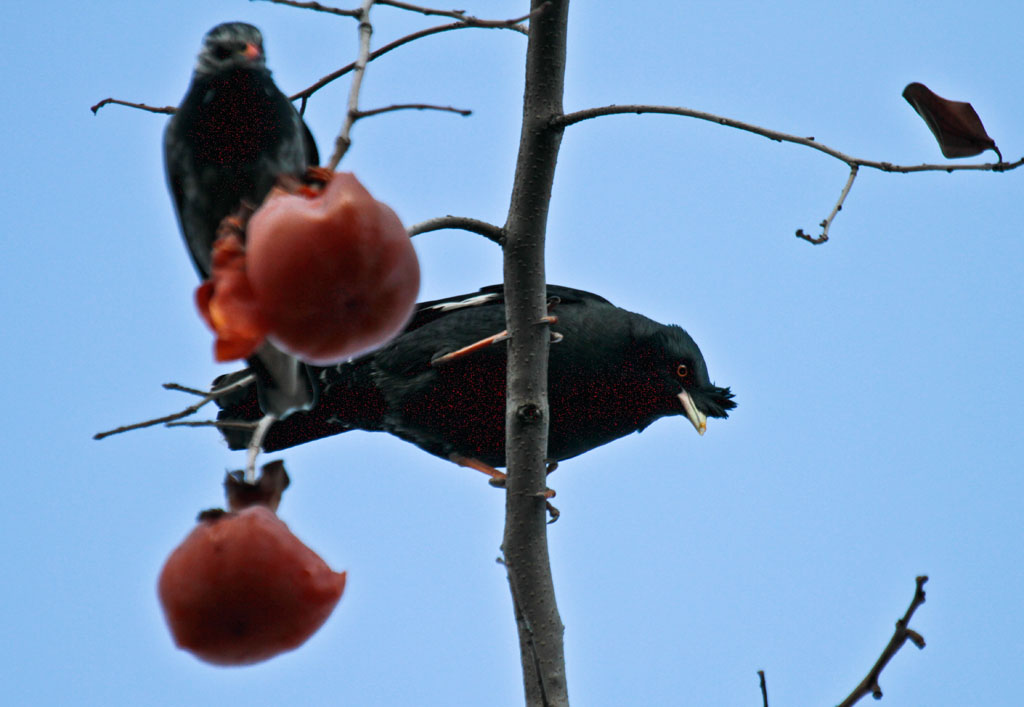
[290,14,532,103]
[328,0,377,169]
[555,104,1022,243]
[796,164,858,244]
[93,376,256,440]
[837,575,929,707]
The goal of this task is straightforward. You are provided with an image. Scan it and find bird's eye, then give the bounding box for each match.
[213,45,233,60]
[676,364,690,379]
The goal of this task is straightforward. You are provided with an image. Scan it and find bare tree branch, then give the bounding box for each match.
[837,575,929,707]
[796,164,858,244]
[165,419,258,431]
[555,104,1021,173]
[501,0,569,703]
[162,382,212,397]
[497,553,551,705]
[758,670,769,707]
[555,104,1023,243]
[290,15,530,103]
[407,215,504,244]
[253,0,361,17]
[327,0,376,169]
[353,102,471,118]
[93,375,255,440]
[259,0,519,23]
[90,98,175,115]
[377,0,502,21]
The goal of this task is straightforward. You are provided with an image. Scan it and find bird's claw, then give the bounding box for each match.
[545,500,560,523]
[538,313,563,344]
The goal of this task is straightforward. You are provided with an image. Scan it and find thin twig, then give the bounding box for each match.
[555,104,1024,242]
[837,575,929,707]
[291,16,531,103]
[328,0,376,169]
[259,0,488,21]
[407,215,504,244]
[353,102,471,118]
[97,9,533,120]
[245,414,277,483]
[377,0,481,20]
[758,670,769,707]
[555,104,1023,174]
[253,0,361,16]
[796,164,858,244]
[90,98,176,115]
[165,419,259,430]
[93,374,256,440]
[163,382,211,397]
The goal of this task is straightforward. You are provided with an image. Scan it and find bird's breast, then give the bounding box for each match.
[187,77,290,166]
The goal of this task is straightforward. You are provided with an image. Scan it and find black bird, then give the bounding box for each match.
[217,285,735,472]
[164,22,319,418]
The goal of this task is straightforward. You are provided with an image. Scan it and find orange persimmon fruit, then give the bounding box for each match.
[158,505,346,666]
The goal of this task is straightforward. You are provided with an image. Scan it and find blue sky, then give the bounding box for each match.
[4,1,1022,705]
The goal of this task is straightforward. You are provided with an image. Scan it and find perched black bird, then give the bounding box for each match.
[164,22,320,418]
[217,285,735,470]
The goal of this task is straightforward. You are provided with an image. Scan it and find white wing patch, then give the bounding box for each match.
[425,292,501,312]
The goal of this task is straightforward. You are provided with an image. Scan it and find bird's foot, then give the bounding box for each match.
[545,500,560,523]
[450,454,559,521]
[538,314,563,344]
[540,308,563,344]
[430,315,560,368]
[431,330,510,367]
[449,453,507,484]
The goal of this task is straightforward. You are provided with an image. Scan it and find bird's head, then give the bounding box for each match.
[646,324,735,435]
[196,22,266,75]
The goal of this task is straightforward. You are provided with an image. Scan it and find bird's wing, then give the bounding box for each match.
[367,284,614,378]
[469,283,614,307]
[371,303,508,377]
[406,284,612,333]
[163,119,208,276]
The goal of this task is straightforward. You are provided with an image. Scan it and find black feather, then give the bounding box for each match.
[217,285,735,467]
[164,22,318,417]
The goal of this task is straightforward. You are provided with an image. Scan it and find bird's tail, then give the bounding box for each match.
[215,359,383,452]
